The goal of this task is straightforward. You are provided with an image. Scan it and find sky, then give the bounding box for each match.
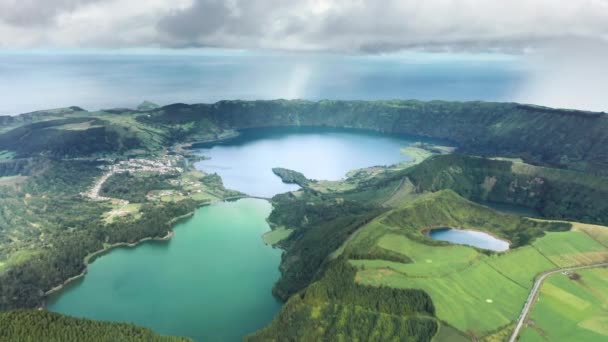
[0,0,607,112]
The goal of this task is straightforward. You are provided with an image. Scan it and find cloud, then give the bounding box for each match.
[0,0,607,52]
[0,0,102,27]
[158,0,608,53]
[515,38,608,112]
[0,0,191,48]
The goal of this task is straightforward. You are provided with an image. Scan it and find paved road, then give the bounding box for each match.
[508,262,608,342]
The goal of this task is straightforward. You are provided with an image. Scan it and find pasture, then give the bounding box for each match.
[344,194,608,337]
[520,267,608,341]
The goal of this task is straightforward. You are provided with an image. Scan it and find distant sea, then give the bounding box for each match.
[0,50,526,115]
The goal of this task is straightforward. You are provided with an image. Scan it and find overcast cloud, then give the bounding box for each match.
[0,0,607,53]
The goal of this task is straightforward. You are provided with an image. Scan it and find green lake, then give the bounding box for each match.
[48,128,430,341]
[48,199,282,341]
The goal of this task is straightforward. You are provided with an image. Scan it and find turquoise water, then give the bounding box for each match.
[195,127,428,197]
[47,128,440,340]
[48,199,282,342]
[429,228,510,252]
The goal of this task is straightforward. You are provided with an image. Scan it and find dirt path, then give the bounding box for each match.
[508,262,608,342]
[85,170,114,201]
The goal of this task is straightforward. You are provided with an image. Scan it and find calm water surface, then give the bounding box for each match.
[0,52,524,115]
[195,127,428,197]
[429,228,510,252]
[48,199,281,342]
[49,128,424,341]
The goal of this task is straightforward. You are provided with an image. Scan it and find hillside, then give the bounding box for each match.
[3,100,607,173]
[403,154,608,225]
[141,100,608,174]
[251,189,608,340]
[1,100,607,341]
[0,310,191,342]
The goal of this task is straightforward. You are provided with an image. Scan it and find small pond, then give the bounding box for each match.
[428,228,510,252]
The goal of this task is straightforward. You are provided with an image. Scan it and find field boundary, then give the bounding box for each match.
[508,262,608,342]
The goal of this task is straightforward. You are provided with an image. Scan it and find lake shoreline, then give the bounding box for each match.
[42,129,249,306]
[43,229,177,300]
[45,197,282,341]
[41,194,272,307]
[421,226,512,247]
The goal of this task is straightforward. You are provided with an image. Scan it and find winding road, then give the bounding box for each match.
[508,262,608,342]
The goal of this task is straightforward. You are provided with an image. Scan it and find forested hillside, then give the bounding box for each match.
[141,100,608,174]
[0,310,191,342]
[404,154,608,224]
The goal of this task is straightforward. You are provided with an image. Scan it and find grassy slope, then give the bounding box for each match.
[404,154,608,226]
[255,148,608,340]
[520,268,608,341]
[345,192,608,338]
[262,227,293,245]
[532,231,608,267]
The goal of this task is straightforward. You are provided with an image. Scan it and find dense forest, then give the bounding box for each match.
[403,154,608,225]
[0,310,191,341]
[271,167,310,187]
[0,158,201,310]
[0,118,141,158]
[248,260,439,342]
[100,172,177,202]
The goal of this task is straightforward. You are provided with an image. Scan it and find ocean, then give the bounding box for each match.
[0,50,526,115]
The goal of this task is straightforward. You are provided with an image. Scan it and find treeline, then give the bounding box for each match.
[271,167,310,187]
[0,106,85,126]
[3,99,608,172]
[0,200,198,310]
[382,190,570,248]
[0,118,141,158]
[100,172,177,202]
[269,191,386,299]
[0,160,106,254]
[404,154,608,226]
[0,158,39,177]
[306,260,435,316]
[0,310,191,342]
[248,260,438,342]
[140,99,608,174]
[0,158,200,310]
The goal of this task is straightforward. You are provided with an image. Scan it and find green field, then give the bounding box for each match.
[520,268,608,341]
[573,222,608,248]
[0,249,43,274]
[103,203,142,224]
[532,231,608,267]
[485,246,555,288]
[433,324,470,342]
[51,120,101,131]
[355,257,528,335]
[400,146,434,164]
[262,227,293,245]
[341,192,608,338]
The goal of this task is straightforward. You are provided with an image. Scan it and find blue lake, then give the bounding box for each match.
[429,228,510,252]
[194,127,430,197]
